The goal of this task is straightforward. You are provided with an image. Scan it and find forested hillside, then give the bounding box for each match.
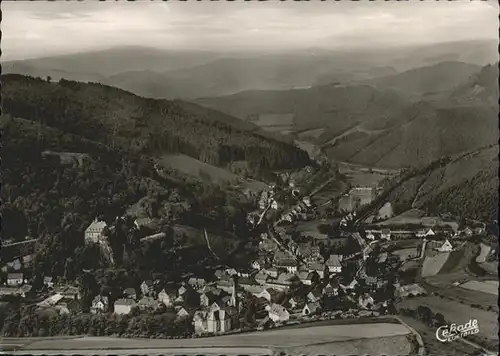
[0,75,313,280]
[2,75,310,176]
[383,146,498,221]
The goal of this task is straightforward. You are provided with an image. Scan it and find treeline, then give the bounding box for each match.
[0,305,193,338]
[2,75,310,178]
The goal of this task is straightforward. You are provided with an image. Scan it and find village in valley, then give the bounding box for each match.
[1,161,497,354]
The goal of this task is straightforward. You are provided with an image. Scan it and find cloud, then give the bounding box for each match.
[1,0,497,60]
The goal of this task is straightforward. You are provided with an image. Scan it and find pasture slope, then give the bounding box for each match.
[3,322,416,356]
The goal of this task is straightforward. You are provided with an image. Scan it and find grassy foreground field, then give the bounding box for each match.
[460,280,499,296]
[2,323,413,355]
[399,296,499,341]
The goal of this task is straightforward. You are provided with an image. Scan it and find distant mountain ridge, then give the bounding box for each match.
[4,40,497,100]
[367,61,482,101]
[196,62,498,169]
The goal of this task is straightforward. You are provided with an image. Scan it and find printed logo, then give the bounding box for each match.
[436,319,480,342]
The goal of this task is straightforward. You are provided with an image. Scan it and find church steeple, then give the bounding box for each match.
[231,274,238,308]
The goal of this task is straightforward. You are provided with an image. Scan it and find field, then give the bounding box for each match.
[281,335,413,355]
[393,248,419,261]
[296,128,325,139]
[7,323,412,354]
[254,113,295,127]
[398,315,478,356]
[460,280,499,296]
[438,249,466,274]
[421,252,450,277]
[399,295,499,341]
[481,261,498,275]
[159,154,265,190]
[338,165,390,187]
[376,209,458,231]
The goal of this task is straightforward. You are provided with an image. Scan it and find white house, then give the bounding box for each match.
[158,289,175,307]
[7,273,26,287]
[303,196,311,207]
[366,232,375,241]
[91,295,109,314]
[270,200,278,210]
[251,260,262,270]
[114,298,136,315]
[381,229,391,240]
[325,254,343,274]
[85,219,108,244]
[302,302,321,316]
[266,303,290,323]
[417,228,435,238]
[437,239,453,253]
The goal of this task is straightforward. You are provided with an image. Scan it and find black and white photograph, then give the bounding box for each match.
[0,0,498,355]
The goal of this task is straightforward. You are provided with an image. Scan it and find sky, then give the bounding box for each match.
[2,0,498,60]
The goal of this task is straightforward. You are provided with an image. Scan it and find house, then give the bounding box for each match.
[307,289,322,303]
[238,277,257,291]
[287,296,304,310]
[85,219,108,244]
[437,239,453,253]
[366,232,375,241]
[123,288,137,300]
[216,278,235,294]
[308,263,325,279]
[140,280,154,296]
[61,286,81,300]
[270,200,278,210]
[138,296,158,310]
[176,306,194,319]
[264,267,279,278]
[43,277,54,289]
[207,307,234,333]
[303,197,311,207]
[158,288,174,307]
[114,298,136,315]
[200,291,221,307]
[193,310,209,334]
[251,260,262,270]
[323,281,339,296]
[358,294,375,309]
[273,273,297,288]
[5,259,22,271]
[302,302,321,316]
[214,269,227,279]
[57,299,80,315]
[91,295,109,314]
[325,254,343,273]
[274,259,298,273]
[381,229,391,240]
[297,271,319,286]
[37,293,64,307]
[134,217,154,229]
[187,278,206,290]
[7,273,25,287]
[255,288,280,303]
[417,228,435,237]
[266,303,290,323]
